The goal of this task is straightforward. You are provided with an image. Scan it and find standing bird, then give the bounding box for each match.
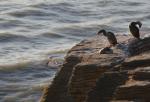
[129,21,142,39]
[97,29,118,47]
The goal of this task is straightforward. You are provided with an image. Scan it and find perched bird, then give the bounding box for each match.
[97,29,118,47]
[129,21,142,39]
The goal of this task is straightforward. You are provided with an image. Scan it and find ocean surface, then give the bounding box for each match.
[0,0,150,101]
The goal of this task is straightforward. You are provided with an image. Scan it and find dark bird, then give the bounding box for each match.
[129,21,142,39]
[97,29,118,47]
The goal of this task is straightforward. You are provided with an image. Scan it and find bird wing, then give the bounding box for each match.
[129,24,140,38]
[107,32,117,44]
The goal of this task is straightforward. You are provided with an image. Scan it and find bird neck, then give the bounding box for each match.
[102,30,107,36]
[97,29,107,36]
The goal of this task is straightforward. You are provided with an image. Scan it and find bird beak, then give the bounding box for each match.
[139,23,142,28]
[137,21,142,28]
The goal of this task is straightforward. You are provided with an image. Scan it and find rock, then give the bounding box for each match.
[47,57,63,68]
[40,54,82,102]
[99,47,113,54]
[128,67,150,81]
[113,81,150,101]
[121,51,150,70]
[128,37,150,56]
[87,71,128,102]
[40,35,150,102]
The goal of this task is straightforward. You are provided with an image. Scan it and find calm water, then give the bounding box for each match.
[0,0,150,101]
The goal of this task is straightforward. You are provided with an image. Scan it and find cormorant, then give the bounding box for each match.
[97,29,118,47]
[129,21,142,39]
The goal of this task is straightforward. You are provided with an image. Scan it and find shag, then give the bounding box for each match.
[97,29,118,47]
[129,21,142,39]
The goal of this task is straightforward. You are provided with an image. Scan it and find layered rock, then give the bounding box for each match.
[40,35,150,102]
[87,51,150,102]
[111,52,150,102]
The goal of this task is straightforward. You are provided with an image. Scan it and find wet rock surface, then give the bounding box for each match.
[40,35,150,102]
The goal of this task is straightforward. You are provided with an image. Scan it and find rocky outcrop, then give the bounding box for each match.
[40,35,150,102]
[87,51,150,102]
[111,52,150,102]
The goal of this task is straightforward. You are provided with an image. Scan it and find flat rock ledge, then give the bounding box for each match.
[40,35,150,102]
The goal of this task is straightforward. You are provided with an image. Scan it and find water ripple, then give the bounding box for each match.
[0,33,28,42]
[7,9,52,17]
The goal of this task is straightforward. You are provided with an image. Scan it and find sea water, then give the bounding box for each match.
[0,0,150,101]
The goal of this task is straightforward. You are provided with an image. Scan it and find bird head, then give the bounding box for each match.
[136,21,142,28]
[130,21,142,28]
[97,29,107,36]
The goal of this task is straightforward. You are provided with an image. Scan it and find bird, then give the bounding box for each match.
[97,29,118,47]
[129,21,142,39]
